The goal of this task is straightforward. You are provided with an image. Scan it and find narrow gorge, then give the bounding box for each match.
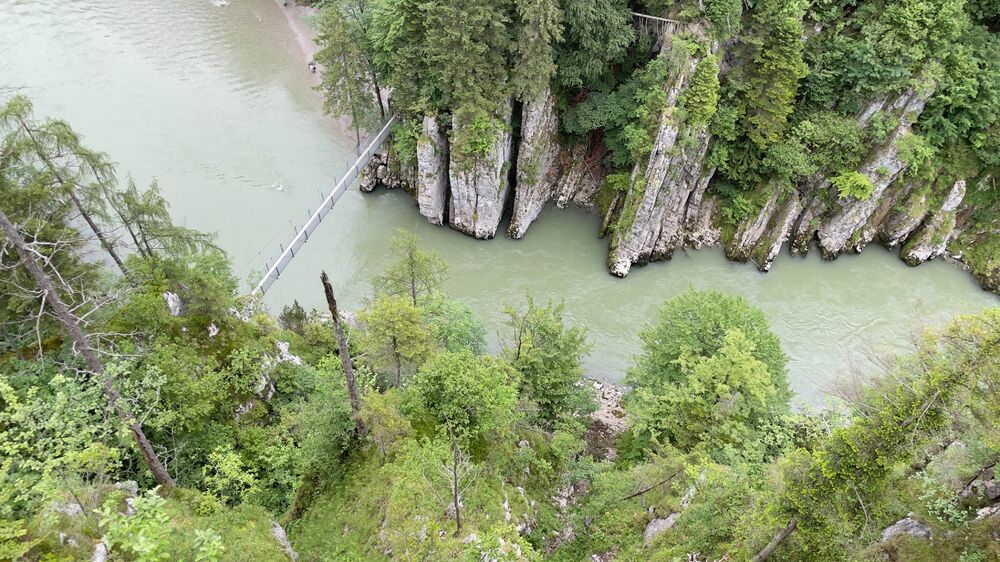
[360,14,1000,295]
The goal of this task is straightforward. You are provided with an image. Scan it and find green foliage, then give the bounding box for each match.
[679,55,721,125]
[554,0,635,90]
[510,0,563,100]
[411,351,520,446]
[451,105,504,163]
[97,489,225,562]
[503,296,594,425]
[375,228,448,306]
[357,295,435,386]
[424,295,487,355]
[316,0,384,141]
[831,170,876,200]
[277,300,307,335]
[625,290,791,462]
[742,0,809,148]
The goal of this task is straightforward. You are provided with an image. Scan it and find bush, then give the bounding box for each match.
[831,171,876,200]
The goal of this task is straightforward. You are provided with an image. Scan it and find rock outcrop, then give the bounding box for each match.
[360,143,413,193]
[359,44,1000,294]
[901,179,966,265]
[817,85,934,257]
[416,115,449,224]
[880,515,931,542]
[607,36,718,277]
[448,101,514,239]
[509,89,561,239]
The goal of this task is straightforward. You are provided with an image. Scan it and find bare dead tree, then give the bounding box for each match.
[0,206,174,488]
[321,271,367,436]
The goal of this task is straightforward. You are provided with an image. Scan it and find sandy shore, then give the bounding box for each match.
[272,0,321,84]
[272,0,360,138]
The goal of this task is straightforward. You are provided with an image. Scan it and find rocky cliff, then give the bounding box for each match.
[360,46,998,294]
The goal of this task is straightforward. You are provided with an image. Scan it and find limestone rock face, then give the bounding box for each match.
[553,144,603,209]
[509,89,561,239]
[448,101,514,239]
[881,183,928,247]
[818,86,934,257]
[607,38,718,277]
[756,193,802,271]
[416,115,449,225]
[901,179,966,265]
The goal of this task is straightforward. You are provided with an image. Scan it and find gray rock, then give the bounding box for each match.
[608,36,719,277]
[114,480,139,497]
[275,340,303,366]
[643,513,680,546]
[509,88,561,239]
[271,521,299,561]
[880,515,931,542]
[416,115,449,224]
[448,100,514,239]
[901,180,966,266]
[92,542,109,562]
[818,83,935,258]
[553,144,603,210]
[51,500,83,518]
[164,291,183,317]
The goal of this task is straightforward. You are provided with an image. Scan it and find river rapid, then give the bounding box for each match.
[3,0,997,406]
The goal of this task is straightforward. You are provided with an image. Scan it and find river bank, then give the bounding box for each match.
[271,0,321,84]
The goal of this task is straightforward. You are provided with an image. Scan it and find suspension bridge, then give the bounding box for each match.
[251,113,397,296]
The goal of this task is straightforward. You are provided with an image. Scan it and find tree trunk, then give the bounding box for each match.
[752,516,798,562]
[0,207,174,488]
[448,426,462,535]
[321,271,367,436]
[391,336,402,386]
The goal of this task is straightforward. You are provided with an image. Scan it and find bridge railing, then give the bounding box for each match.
[252,113,398,296]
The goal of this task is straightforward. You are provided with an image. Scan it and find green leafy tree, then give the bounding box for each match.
[358,295,434,386]
[503,296,593,424]
[424,296,487,355]
[411,350,520,532]
[628,329,787,463]
[375,229,448,306]
[626,291,791,459]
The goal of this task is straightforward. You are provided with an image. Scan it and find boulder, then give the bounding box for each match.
[880,515,931,542]
[643,513,680,546]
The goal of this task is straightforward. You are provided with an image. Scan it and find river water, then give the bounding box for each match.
[3,0,997,406]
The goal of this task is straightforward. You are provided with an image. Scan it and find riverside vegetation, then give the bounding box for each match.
[1,95,999,561]
[315,0,1000,292]
[4,1,1000,561]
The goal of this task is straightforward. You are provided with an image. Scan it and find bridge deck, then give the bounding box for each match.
[252,114,397,296]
